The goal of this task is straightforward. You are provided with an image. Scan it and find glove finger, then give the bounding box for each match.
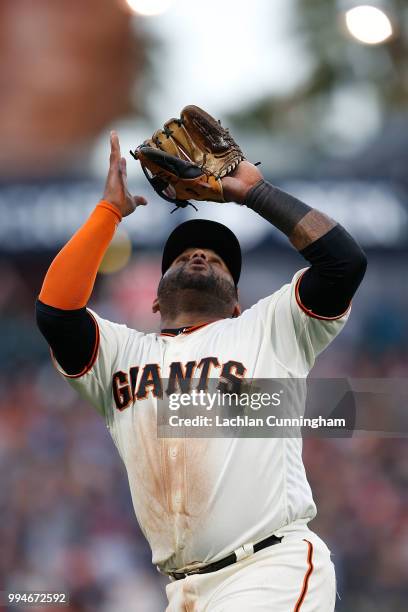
[151,125,191,158]
[150,129,167,149]
[145,120,206,168]
[162,119,206,167]
[181,105,245,177]
[148,123,194,164]
[150,127,183,159]
[181,105,228,152]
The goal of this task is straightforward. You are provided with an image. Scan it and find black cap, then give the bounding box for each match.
[162,219,242,285]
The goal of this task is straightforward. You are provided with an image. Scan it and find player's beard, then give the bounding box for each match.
[157,264,237,319]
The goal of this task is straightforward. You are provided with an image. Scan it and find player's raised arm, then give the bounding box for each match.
[36,132,146,376]
[222,162,367,319]
[131,105,366,320]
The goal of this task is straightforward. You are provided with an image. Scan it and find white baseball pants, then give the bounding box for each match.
[165,527,336,611]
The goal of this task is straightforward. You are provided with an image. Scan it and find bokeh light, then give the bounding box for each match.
[345,5,393,45]
[125,0,175,17]
[99,229,132,274]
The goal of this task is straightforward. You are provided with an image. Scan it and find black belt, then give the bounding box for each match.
[169,534,283,580]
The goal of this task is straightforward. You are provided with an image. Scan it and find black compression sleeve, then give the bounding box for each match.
[244,179,367,317]
[298,226,367,318]
[244,180,311,235]
[36,300,97,375]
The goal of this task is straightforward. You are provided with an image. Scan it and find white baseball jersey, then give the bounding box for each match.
[53,269,349,574]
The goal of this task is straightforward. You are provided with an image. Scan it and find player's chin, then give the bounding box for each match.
[178,270,216,291]
[184,272,210,287]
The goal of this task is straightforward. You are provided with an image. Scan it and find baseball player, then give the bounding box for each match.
[36,107,366,611]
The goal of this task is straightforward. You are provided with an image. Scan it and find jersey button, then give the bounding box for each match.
[169,447,178,458]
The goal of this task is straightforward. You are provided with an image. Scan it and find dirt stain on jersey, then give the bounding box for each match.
[126,403,213,568]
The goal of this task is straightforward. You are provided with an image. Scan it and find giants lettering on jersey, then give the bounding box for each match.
[112,358,246,410]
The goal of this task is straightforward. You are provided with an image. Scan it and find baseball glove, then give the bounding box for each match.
[130,105,245,210]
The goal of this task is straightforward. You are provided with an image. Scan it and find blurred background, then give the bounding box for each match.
[0,0,407,610]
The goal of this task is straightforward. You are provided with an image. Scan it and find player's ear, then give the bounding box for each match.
[232,302,241,318]
[232,287,241,318]
[152,297,160,314]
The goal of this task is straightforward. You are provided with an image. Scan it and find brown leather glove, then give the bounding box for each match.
[131,105,245,210]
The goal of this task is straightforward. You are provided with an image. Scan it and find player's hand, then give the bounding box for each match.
[103,131,147,217]
[221,160,263,205]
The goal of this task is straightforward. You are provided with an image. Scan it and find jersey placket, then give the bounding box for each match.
[160,335,189,551]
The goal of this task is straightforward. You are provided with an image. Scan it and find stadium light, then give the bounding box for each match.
[345,5,393,44]
[125,0,175,16]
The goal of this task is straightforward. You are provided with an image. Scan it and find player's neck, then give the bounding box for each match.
[160,313,224,330]
[157,290,239,329]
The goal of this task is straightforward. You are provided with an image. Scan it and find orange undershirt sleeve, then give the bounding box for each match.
[39,200,122,310]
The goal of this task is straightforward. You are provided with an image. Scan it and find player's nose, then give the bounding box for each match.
[190,250,207,261]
